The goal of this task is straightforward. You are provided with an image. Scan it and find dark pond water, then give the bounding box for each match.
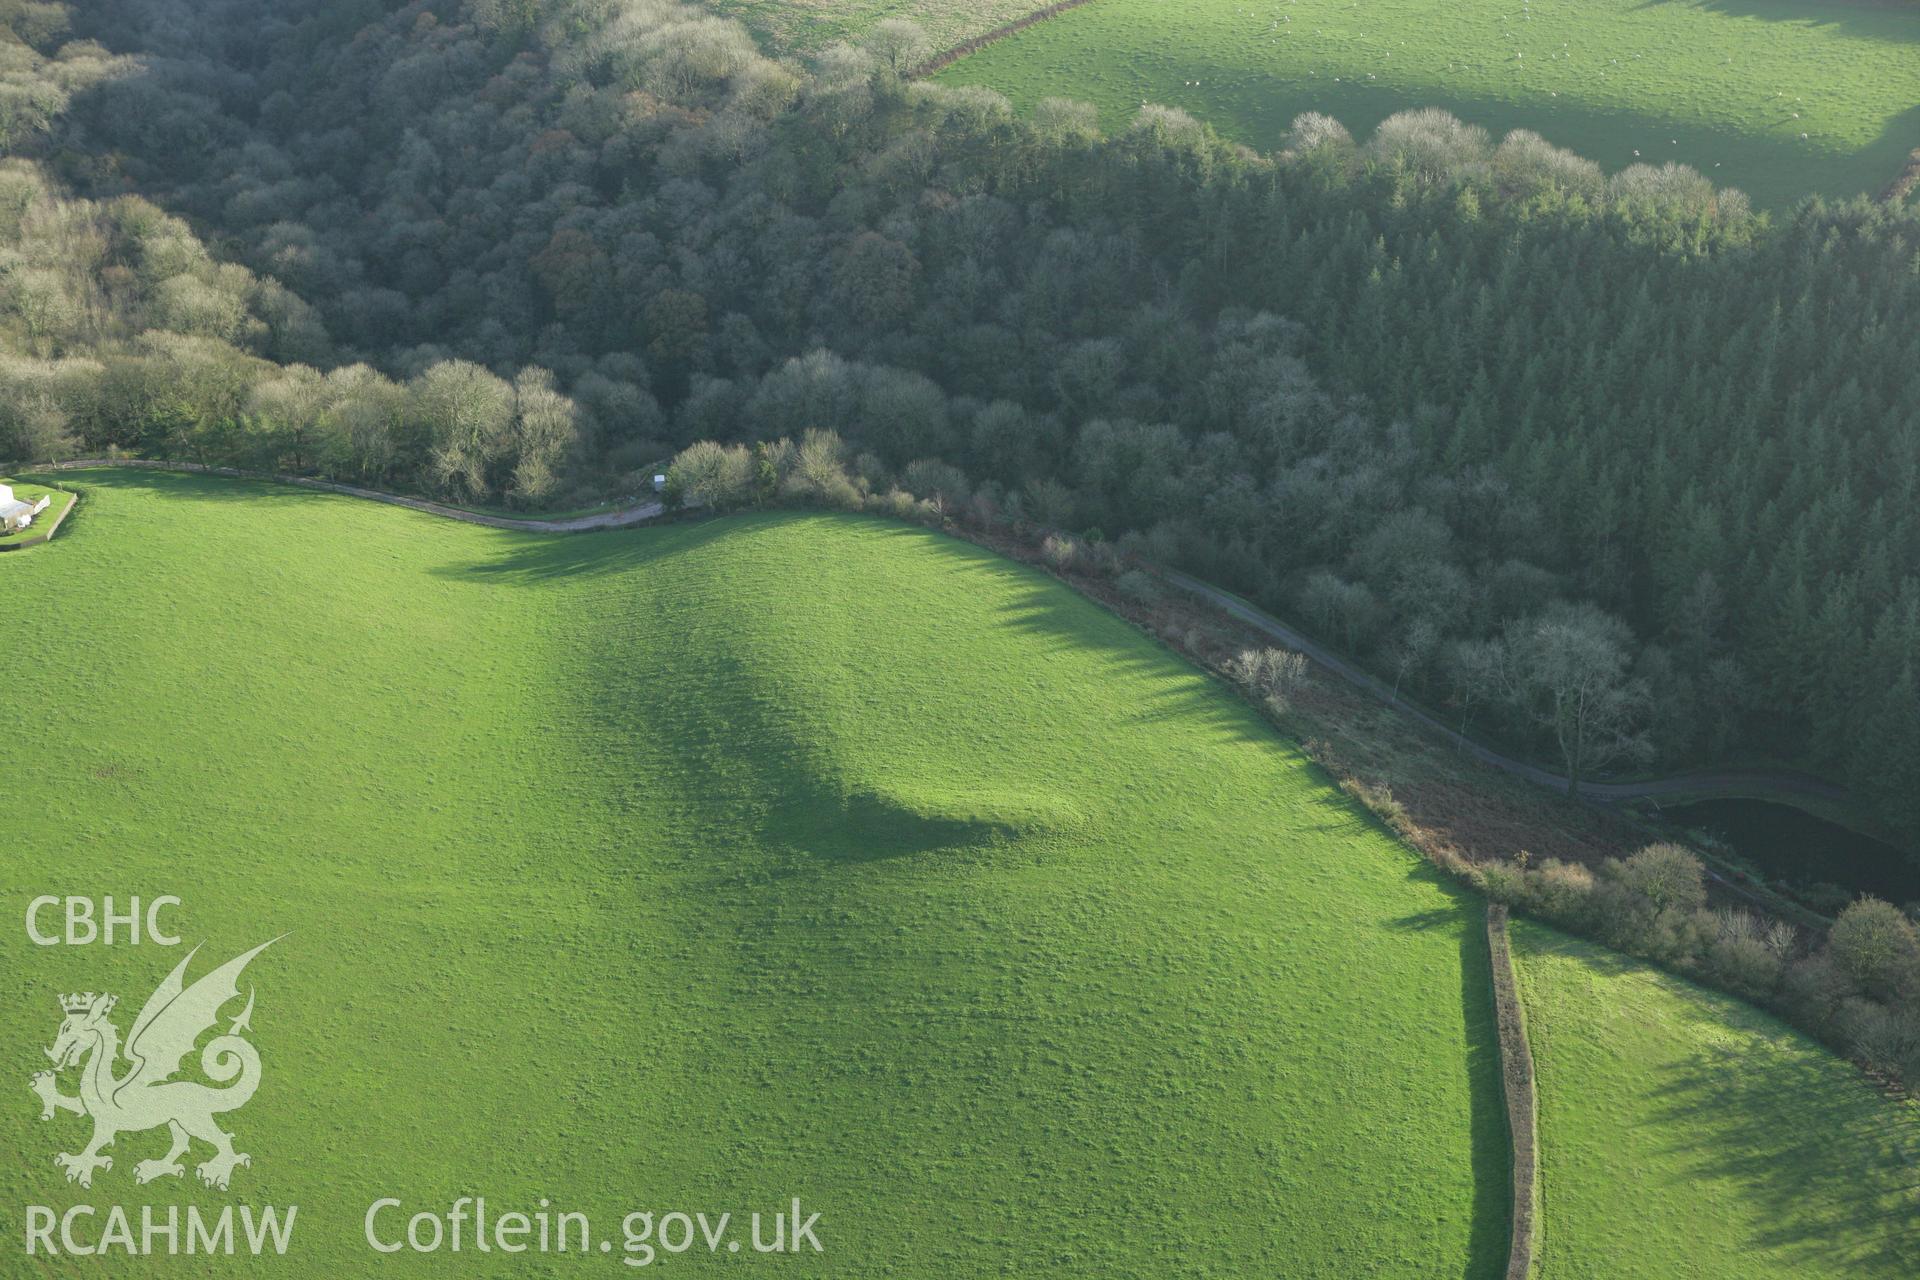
[1664,799,1920,908]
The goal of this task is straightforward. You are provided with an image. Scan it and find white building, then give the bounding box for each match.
[0,483,52,534]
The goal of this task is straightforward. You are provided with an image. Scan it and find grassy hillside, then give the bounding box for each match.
[1512,920,1920,1278]
[2,469,1505,1276]
[933,0,1920,209]
[708,0,1043,53]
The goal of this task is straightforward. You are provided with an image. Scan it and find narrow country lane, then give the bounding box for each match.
[1162,569,1848,807]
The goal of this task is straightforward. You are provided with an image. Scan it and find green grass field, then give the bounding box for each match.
[709,0,1043,54]
[1512,920,1920,1278]
[933,0,1920,209]
[2,469,1508,1275]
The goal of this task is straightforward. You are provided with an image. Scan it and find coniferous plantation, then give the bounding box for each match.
[4,3,1920,1274]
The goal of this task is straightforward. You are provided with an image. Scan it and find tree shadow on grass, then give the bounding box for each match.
[531,508,1520,1275]
[512,516,1093,883]
[456,507,1291,750]
[758,783,1087,869]
[434,510,983,592]
[1512,922,1640,977]
[1533,930,1920,1274]
[1458,915,1517,1280]
[1391,904,1470,932]
[987,570,1293,753]
[427,512,741,587]
[44,466,305,505]
[1641,1038,1920,1273]
[1633,0,1920,44]
[1384,872,1512,1280]
[1873,103,1920,200]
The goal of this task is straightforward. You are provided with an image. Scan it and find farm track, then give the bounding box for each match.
[28,459,1846,814]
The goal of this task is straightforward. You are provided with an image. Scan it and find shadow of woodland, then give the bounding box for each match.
[1534,932,1920,1272]
[1634,0,1920,43]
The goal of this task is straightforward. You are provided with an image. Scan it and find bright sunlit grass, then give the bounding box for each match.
[709,0,1045,52]
[2,468,1506,1276]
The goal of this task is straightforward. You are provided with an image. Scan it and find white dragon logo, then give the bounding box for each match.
[28,939,279,1191]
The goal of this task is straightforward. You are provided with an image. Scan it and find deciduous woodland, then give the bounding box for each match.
[3,0,1918,841]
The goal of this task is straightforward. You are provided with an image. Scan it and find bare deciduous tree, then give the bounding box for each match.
[865,19,932,79]
[1501,604,1652,795]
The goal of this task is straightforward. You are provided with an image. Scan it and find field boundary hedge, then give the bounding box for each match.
[908,0,1108,79]
[0,487,75,551]
[1486,903,1540,1280]
[1882,147,1920,206]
